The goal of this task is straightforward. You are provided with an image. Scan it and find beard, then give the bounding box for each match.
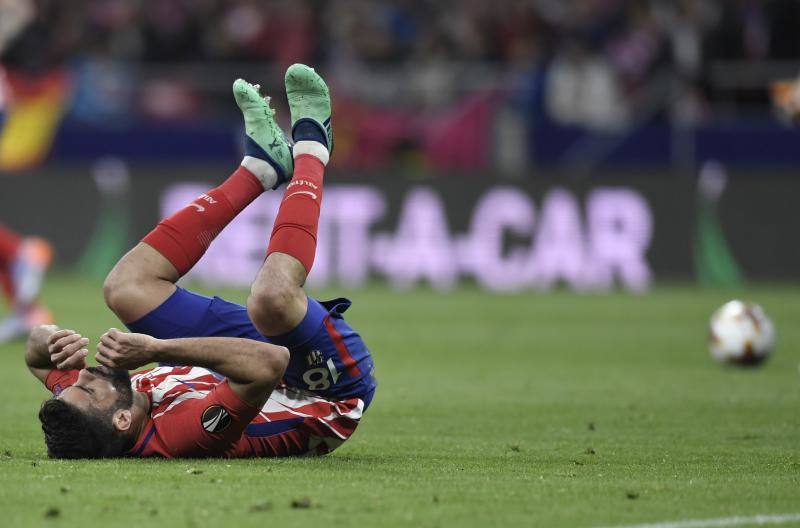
[86,366,134,409]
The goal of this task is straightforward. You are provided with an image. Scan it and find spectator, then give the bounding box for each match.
[545,37,629,131]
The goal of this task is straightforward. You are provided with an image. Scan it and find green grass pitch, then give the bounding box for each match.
[0,276,798,527]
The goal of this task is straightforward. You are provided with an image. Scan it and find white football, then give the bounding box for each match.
[708,300,775,366]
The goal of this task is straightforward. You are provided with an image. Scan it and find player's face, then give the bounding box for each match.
[57,366,133,414]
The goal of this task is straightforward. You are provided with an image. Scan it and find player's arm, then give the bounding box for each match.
[24,325,89,385]
[95,329,289,407]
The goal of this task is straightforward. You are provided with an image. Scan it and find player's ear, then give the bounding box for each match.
[112,409,133,433]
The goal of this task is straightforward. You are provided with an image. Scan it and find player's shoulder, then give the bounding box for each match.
[133,365,224,392]
[134,365,219,380]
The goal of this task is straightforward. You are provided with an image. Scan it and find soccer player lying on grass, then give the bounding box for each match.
[23,65,377,459]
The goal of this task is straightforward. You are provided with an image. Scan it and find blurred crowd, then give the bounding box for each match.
[2,0,799,125]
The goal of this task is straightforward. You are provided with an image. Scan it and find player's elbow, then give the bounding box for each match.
[254,344,290,383]
[272,345,291,376]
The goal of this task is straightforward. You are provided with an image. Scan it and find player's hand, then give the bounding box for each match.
[95,328,158,370]
[47,329,89,370]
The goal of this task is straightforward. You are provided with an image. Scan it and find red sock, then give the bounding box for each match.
[142,167,264,276]
[0,224,22,265]
[267,154,325,273]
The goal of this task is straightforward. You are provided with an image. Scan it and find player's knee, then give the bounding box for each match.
[103,268,121,310]
[247,280,300,334]
[103,262,153,322]
[102,265,131,314]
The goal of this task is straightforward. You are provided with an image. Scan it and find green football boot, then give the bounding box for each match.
[284,64,333,154]
[233,78,293,188]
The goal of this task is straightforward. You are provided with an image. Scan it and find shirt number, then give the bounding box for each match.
[302,359,340,391]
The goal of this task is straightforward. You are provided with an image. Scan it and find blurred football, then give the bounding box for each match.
[708,300,776,366]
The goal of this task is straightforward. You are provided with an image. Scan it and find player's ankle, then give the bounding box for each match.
[293,141,329,166]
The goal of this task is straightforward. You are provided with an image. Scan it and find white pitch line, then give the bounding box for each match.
[595,513,800,528]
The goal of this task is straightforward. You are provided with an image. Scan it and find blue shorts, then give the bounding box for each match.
[126,287,377,408]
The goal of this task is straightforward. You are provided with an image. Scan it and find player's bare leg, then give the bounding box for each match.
[103,244,179,323]
[104,80,294,324]
[248,64,333,337]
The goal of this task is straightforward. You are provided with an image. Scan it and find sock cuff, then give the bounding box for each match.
[293,141,329,166]
[267,229,317,273]
[141,225,192,276]
[241,156,279,190]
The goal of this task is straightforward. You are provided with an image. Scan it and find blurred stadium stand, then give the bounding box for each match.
[2,0,800,173]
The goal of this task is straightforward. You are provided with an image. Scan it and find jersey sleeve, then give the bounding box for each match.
[44,370,80,396]
[154,380,262,457]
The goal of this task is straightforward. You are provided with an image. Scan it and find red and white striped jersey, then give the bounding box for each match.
[45,366,365,458]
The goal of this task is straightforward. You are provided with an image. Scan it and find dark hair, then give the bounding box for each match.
[38,399,132,459]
